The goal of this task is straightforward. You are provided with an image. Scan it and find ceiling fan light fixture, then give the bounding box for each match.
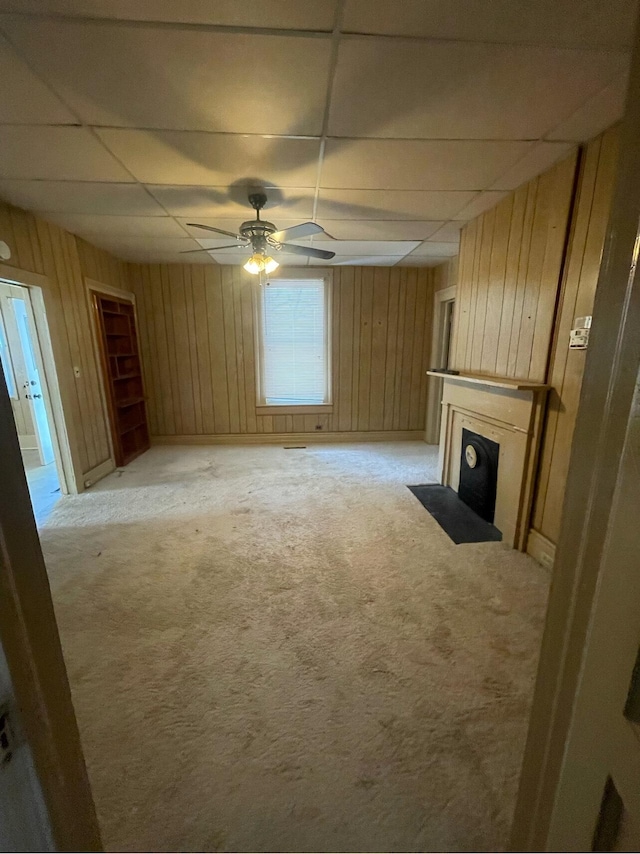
[243,253,279,275]
[243,254,264,274]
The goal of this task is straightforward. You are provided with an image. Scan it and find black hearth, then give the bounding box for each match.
[458,428,499,523]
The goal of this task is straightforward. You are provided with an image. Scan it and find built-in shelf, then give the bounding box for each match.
[427,370,550,391]
[95,292,149,468]
[120,419,146,435]
[116,395,144,409]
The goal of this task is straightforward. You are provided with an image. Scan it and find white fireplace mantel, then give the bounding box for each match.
[429,371,550,550]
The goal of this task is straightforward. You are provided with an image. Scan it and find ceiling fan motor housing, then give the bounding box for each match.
[239,220,277,254]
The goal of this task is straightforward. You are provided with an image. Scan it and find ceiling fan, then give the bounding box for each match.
[182,192,336,274]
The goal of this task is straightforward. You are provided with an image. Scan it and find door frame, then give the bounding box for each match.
[510,11,640,848]
[85,277,139,467]
[425,284,456,444]
[0,266,74,495]
[0,350,102,849]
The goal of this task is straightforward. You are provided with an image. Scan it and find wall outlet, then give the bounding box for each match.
[540,551,554,569]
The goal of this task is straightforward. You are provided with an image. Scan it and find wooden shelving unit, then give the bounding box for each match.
[93,294,149,467]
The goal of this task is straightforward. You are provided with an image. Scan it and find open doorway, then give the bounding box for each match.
[0,281,64,525]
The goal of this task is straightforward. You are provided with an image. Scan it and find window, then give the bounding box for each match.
[257,277,330,407]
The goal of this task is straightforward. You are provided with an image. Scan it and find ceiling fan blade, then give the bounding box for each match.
[186,223,245,239]
[270,222,325,242]
[180,244,247,254]
[279,243,336,260]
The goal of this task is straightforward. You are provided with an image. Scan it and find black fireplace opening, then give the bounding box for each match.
[458,428,500,524]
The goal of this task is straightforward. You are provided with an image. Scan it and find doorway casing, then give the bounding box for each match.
[0,265,74,495]
[425,284,456,444]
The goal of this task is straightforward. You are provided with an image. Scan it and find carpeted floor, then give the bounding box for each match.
[41,442,549,853]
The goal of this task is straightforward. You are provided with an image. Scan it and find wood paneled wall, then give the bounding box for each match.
[531,127,619,547]
[0,200,129,488]
[451,151,578,382]
[128,264,433,438]
[433,256,458,294]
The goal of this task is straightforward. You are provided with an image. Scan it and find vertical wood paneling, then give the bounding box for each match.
[337,267,354,432]
[130,264,434,437]
[532,127,619,545]
[452,151,578,381]
[0,201,129,482]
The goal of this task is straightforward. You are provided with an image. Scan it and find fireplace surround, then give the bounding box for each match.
[428,371,550,550]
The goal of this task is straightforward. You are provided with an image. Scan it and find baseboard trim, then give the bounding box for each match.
[82,458,115,490]
[18,434,37,451]
[151,431,423,446]
[526,528,556,570]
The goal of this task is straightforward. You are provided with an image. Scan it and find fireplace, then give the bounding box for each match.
[459,428,499,524]
[429,370,549,550]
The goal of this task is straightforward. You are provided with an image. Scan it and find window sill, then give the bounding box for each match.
[256,404,334,416]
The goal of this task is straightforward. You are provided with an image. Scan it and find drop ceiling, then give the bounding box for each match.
[0,0,634,266]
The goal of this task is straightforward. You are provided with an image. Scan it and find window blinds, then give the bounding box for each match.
[260,278,328,405]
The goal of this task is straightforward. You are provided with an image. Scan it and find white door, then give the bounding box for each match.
[10,296,54,466]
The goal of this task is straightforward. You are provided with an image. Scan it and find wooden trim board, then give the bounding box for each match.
[0,374,102,851]
[85,277,136,304]
[82,457,115,489]
[425,282,457,444]
[527,528,556,569]
[255,405,334,416]
[427,371,549,391]
[152,430,424,446]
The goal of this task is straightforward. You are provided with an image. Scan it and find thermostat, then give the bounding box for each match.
[570,315,592,350]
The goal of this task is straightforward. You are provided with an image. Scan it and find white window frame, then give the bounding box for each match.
[254,268,333,415]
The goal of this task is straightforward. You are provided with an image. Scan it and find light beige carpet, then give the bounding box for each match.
[42,442,549,853]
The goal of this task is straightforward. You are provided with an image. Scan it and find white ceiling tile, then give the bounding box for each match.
[546,74,629,141]
[0,126,134,181]
[97,131,320,188]
[124,251,215,264]
[86,235,204,260]
[195,238,252,251]
[490,142,575,191]
[409,242,459,257]
[39,213,186,238]
[342,0,636,48]
[0,32,77,124]
[321,139,533,191]
[2,17,332,134]
[316,189,476,220]
[308,255,406,266]
[398,256,451,267]
[427,222,464,242]
[179,218,303,238]
[0,1,337,28]
[149,186,315,219]
[329,38,628,140]
[316,220,444,240]
[311,239,420,255]
[452,192,510,221]
[0,180,165,214]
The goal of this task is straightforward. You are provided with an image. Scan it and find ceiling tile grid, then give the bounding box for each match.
[0,1,633,265]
